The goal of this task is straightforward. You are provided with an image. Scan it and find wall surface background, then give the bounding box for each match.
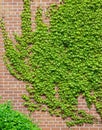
[0,0,102,130]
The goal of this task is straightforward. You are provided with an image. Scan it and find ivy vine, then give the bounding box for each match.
[0,0,102,127]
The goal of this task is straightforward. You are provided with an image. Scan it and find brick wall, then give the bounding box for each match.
[0,0,102,130]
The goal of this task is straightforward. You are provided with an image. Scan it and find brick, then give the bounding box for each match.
[80,128,89,130]
[52,129,60,130]
[4,0,12,2]
[90,128,99,130]
[71,128,79,130]
[61,128,70,130]
[42,128,50,130]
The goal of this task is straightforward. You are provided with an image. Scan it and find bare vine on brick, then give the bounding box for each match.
[0,0,102,127]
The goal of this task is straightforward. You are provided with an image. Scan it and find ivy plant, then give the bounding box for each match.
[0,0,102,127]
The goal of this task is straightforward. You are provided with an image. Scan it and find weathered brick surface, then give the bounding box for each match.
[0,0,102,130]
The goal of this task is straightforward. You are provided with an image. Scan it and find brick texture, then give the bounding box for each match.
[0,0,102,130]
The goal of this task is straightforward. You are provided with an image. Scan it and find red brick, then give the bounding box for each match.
[90,128,99,130]
[42,128,50,130]
[71,128,79,130]
[4,0,12,2]
[80,128,89,130]
[52,128,60,130]
[61,128,70,130]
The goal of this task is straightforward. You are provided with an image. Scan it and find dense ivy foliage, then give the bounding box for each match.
[0,0,102,127]
[0,102,40,130]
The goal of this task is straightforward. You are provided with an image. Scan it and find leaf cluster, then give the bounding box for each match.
[0,101,40,130]
[0,0,102,127]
